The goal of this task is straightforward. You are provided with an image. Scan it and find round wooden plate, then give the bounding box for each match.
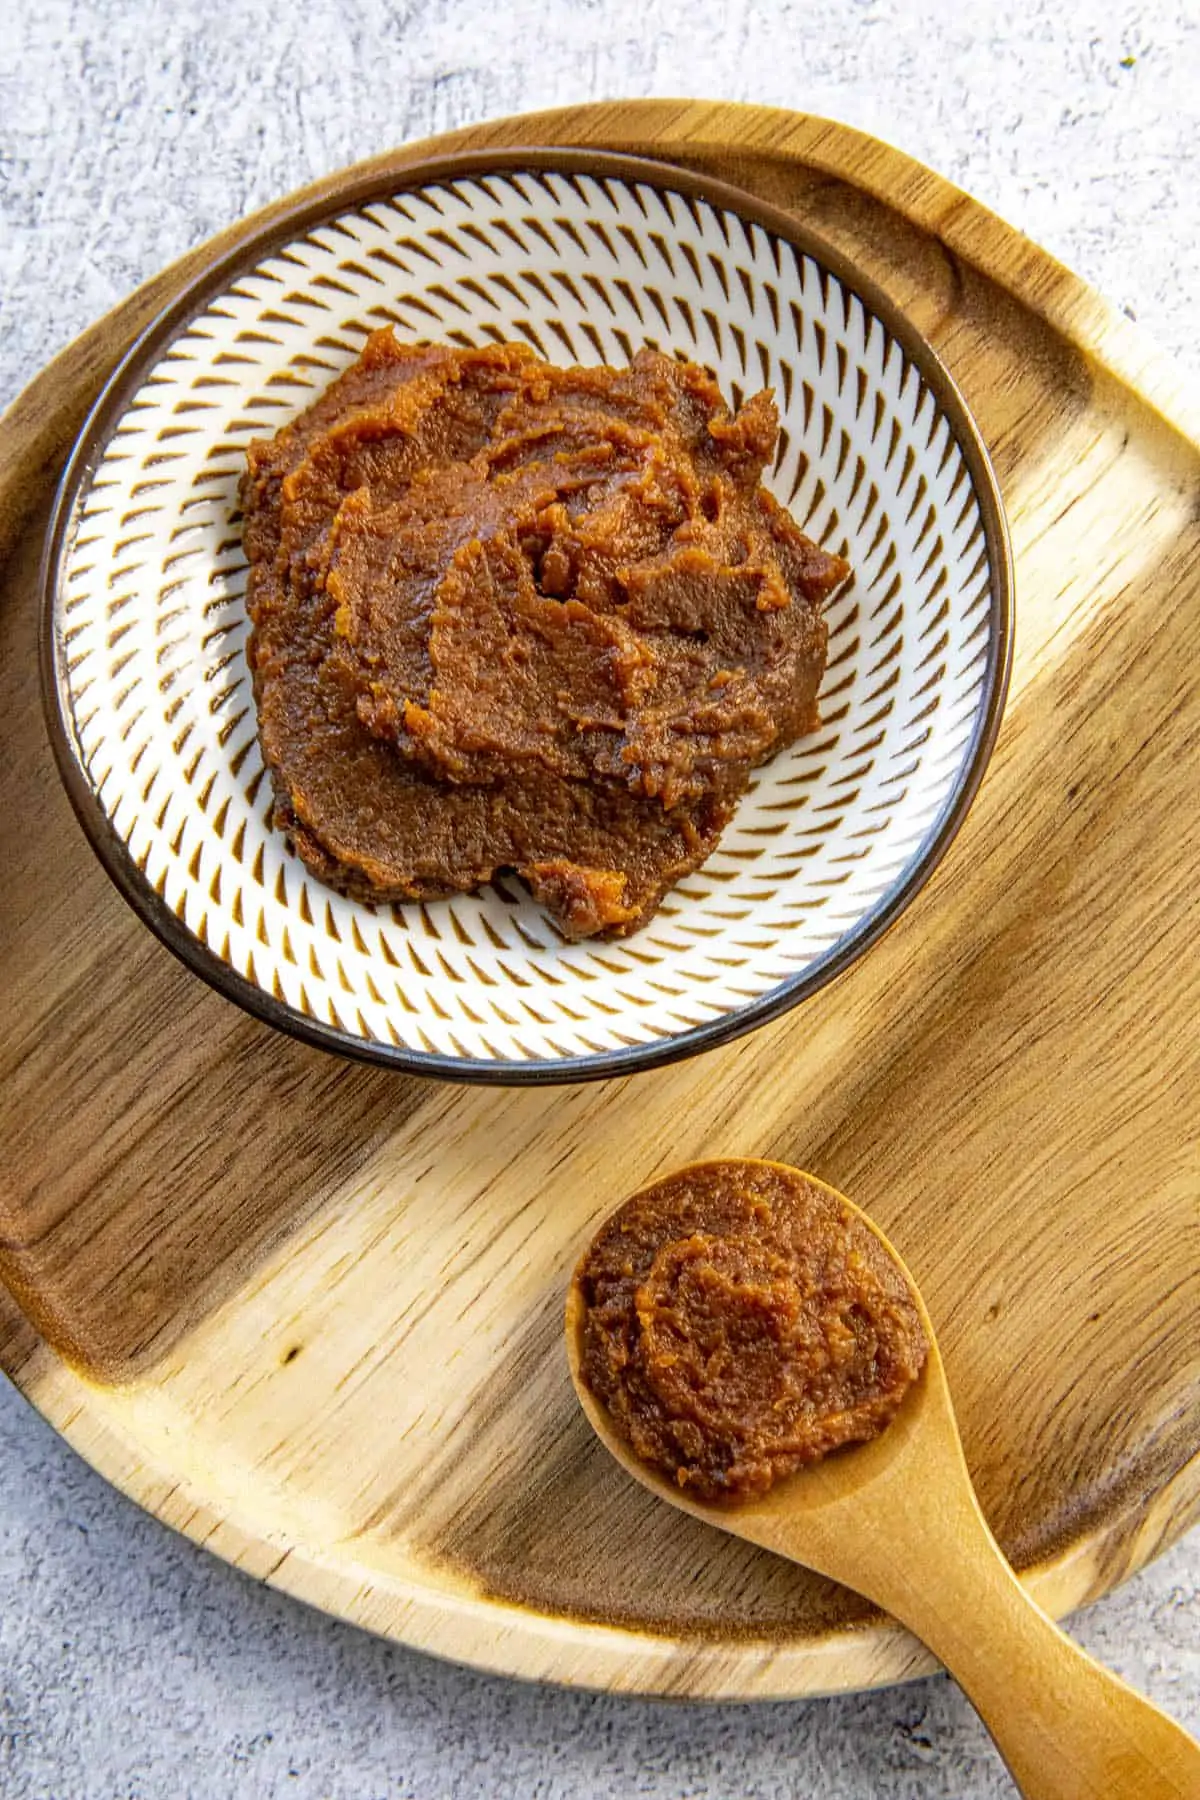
[2,101,1199,1700]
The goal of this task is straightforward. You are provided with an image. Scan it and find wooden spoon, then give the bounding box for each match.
[565,1161,1200,1799]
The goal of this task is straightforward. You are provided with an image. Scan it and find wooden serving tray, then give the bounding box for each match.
[2,101,1198,1700]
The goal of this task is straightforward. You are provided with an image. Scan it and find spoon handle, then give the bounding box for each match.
[888,1517,1200,1799]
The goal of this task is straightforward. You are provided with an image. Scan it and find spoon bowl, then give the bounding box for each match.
[566,1161,1200,1800]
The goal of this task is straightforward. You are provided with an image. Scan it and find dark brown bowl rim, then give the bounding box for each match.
[40,144,1015,1087]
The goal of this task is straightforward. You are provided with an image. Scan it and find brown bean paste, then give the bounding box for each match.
[241,333,848,939]
[576,1162,928,1501]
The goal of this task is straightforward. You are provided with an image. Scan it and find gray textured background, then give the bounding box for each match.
[2,2,1198,1796]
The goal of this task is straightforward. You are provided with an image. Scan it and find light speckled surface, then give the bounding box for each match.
[2,3,1198,1795]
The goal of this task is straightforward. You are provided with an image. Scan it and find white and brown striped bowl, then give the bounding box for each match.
[42,150,1012,1083]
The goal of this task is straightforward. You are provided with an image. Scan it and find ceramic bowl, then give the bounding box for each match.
[42,149,1012,1083]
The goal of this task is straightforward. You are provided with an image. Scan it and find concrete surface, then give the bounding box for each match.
[2,2,1198,1795]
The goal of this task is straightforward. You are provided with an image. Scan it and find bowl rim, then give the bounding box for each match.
[40,144,1014,1087]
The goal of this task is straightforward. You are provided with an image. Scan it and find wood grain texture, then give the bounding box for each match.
[1,101,1198,1699]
